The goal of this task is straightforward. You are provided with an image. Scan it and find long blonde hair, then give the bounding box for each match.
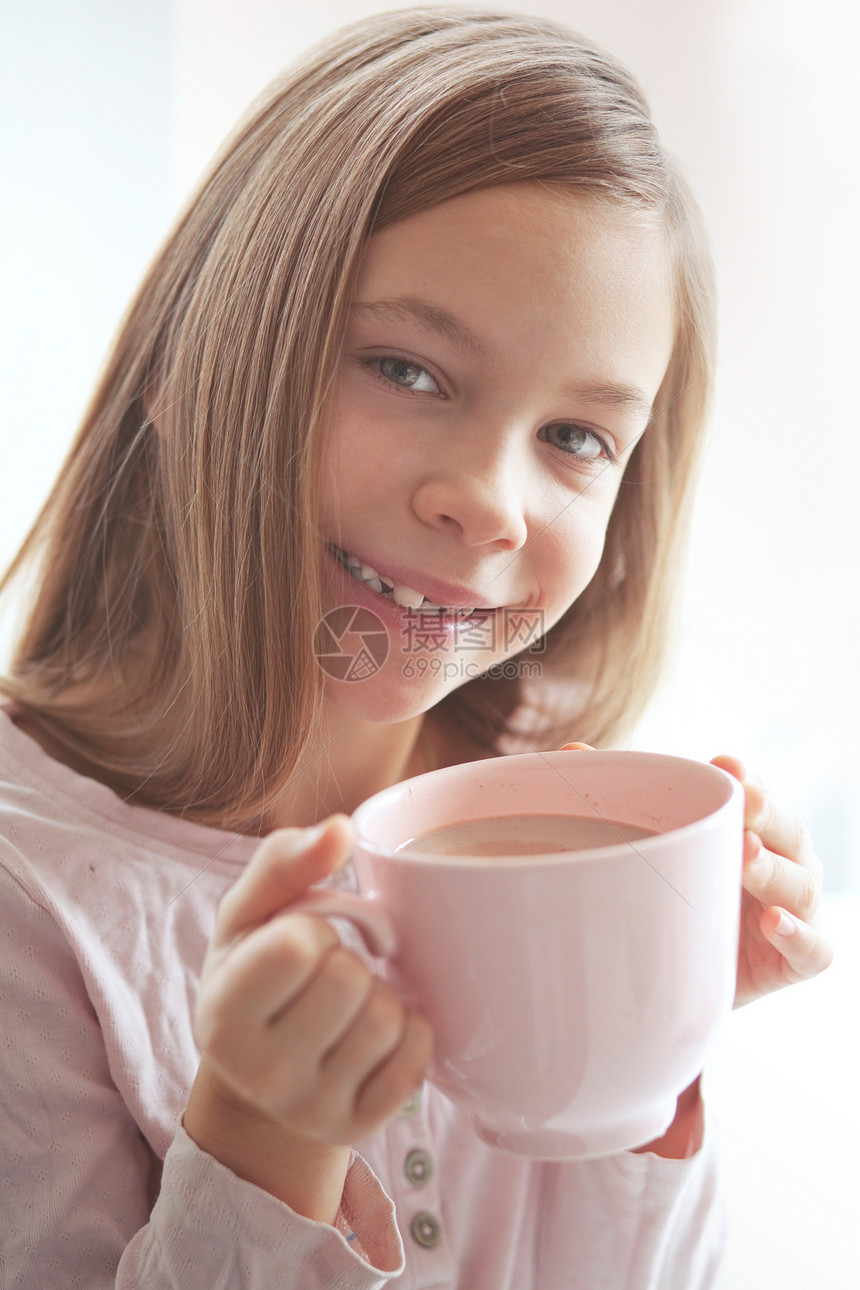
[0,6,716,827]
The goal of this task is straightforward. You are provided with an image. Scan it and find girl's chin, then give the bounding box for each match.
[314,548,521,721]
[321,655,461,725]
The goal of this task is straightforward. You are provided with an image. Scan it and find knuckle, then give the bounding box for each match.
[354,1029,431,1128]
[787,814,809,862]
[361,982,407,1050]
[744,782,766,819]
[755,848,776,887]
[267,933,318,986]
[276,912,339,969]
[792,866,819,919]
[322,946,374,1002]
[289,909,341,945]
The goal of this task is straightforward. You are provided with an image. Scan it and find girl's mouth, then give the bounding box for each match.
[329,544,486,618]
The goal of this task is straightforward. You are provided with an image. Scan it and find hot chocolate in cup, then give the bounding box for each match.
[298,750,744,1159]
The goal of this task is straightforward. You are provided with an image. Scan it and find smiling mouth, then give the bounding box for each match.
[329,544,488,618]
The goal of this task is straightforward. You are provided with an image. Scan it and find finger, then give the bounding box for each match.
[216,815,355,941]
[352,1010,434,1134]
[560,742,595,752]
[742,832,821,922]
[759,905,835,981]
[741,784,817,871]
[709,753,748,783]
[321,978,414,1093]
[205,911,343,1028]
[272,977,431,1140]
[267,946,376,1063]
[198,941,377,1121]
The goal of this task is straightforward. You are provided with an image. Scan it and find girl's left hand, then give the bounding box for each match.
[710,755,834,1008]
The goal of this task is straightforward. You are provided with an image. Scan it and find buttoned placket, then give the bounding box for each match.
[386,1085,454,1287]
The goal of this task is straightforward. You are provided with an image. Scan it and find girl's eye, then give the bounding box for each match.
[366,356,440,394]
[538,421,615,464]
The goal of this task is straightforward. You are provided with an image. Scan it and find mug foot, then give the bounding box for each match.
[472,1101,677,1160]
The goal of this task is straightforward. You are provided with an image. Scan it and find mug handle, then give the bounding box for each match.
[288,888,397,959]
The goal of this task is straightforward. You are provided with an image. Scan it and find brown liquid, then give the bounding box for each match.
[397,813,658,857]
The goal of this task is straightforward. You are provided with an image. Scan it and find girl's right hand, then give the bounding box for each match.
[183,816,432,1221]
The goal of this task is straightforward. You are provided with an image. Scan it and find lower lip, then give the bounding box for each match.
[326,547,494,638]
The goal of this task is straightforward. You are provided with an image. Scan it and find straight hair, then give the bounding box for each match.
[0,7,716,828]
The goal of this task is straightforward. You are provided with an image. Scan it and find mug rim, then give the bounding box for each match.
[352,749,744,867]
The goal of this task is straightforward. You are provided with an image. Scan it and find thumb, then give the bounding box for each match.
[215,815,355,942]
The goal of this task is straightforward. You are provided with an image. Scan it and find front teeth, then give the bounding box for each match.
[334,547,476,616]
[358,558,423,606]
[392,585,424,609]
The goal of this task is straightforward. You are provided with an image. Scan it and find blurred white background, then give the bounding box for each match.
[2,2,858,1285]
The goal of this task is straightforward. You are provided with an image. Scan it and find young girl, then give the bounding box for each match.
[0,7,831,1287]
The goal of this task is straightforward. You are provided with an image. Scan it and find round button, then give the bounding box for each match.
[404,1148,433,1186]
[399,1088,423,1118]
[410,1211,442,1249]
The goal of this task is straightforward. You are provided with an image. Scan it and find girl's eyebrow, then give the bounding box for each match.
[566,382,656,425]
[351,297,485,358]
[351,296,656,424]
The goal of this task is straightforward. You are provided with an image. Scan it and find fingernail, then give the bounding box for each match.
[775,910,797,937]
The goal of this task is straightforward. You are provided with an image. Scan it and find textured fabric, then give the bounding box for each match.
[0,708,727,1288]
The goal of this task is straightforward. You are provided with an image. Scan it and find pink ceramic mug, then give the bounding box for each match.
[299,750,744,1158]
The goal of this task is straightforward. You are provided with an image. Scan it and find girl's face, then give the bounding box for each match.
[318,182,675,723]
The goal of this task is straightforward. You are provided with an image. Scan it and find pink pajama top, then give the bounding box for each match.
[0,709,726,1287]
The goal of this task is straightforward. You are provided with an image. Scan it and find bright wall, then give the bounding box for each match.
[4,0,857,889]
[2,6,859,1283]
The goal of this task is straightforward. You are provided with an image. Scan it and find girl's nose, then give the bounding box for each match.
[410,453,529,551]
